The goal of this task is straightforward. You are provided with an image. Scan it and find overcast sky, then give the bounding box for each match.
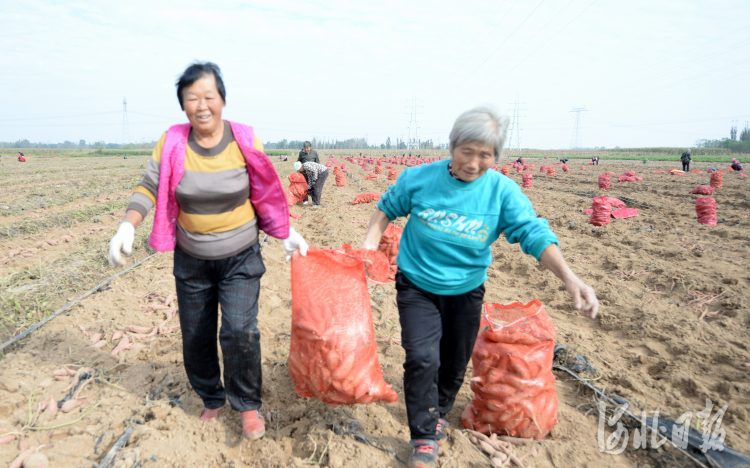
[1,0,748,149]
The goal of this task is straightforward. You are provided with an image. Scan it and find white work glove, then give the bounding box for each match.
[282,227,309,261]
[108,222,135,268]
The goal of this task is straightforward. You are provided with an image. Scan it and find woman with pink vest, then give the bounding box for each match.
[107,62,308,440]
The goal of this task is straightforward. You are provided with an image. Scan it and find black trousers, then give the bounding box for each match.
[395,271,485,440]
[310,170,329,206]
[682,161,690,171]
[301,172,310,202]
[173,243,266,412]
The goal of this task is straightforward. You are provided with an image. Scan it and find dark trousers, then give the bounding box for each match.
[395,272,485,440]
[682,161,690,171]
[301,172,310,202]
[310,170,329,206]
[173,243,266,412]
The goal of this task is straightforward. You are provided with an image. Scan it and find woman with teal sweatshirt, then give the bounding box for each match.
[360,105,599,468]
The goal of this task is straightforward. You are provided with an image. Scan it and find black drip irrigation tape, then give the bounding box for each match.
[553,346,750,468]
[96,426,134,468]
[0,254,157,352]
[331,420,405,464]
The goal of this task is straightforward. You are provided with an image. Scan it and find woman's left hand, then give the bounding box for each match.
[563,275,599,319]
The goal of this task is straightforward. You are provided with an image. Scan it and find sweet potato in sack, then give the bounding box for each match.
[378,223,403,282]
[462,300,557,439]
[352,192,381,205]
[289,246,397,405]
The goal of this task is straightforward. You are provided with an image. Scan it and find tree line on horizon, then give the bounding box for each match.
[695,121,750,153]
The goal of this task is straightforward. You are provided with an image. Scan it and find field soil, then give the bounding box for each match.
[1,155,749,468]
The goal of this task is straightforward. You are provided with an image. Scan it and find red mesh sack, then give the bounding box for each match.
[603,197,625,209]
[562,164,569,172]
[727,166,734,172]
[374,165,382,175]
[289,247,397,405]
[710,171,723,189]
[516,165,523,174]
[690,185,714,195]
[500,166,509,176]
[378,223,403,282]
[352,192,381,204]
[461,300,557,439]
[522,173,532,189]
[387,168,398,180]
[523,165,530,171]
[696,197,717,226]
[624,170,636,177]
[286,173,309,205]
[335,171,346,187]
[611,208,638,219]
[618,175,636,182]
[598,174,610,190]
[547,167,555,177]
[588,196,611,226]
[540,165,547,173]
[364,174,378,180]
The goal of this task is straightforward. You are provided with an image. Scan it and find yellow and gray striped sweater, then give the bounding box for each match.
[127,122,264,260]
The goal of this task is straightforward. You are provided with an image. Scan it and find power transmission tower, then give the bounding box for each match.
[122,97,130,145]
[405,96,423,150]
[569,106,587,149]
[508,93,525,153]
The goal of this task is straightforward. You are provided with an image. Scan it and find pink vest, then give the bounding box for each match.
[149,121,290,252]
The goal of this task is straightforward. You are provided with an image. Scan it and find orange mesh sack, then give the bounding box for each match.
[288,246,397,405]
[387,168,398,180]
[335,171,346,187]
[461,300,558,439]
[286,173,309,205]
[352,192,381,204]
[378,223,403,282]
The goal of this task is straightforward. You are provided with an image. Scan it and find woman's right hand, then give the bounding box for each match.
[109,222,135,268]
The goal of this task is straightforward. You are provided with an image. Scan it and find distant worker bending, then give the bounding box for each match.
[294,160,329,208]
[297,141,319,204]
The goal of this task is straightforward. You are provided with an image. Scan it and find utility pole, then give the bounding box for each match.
[405,95,423,150]
[122,97,130,146]
[508,93,525,153]
[569,106,587,149]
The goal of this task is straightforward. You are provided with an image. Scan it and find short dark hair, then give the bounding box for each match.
[303,141,312,149]
[176,62,226,110]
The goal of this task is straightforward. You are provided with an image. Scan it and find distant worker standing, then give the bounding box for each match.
[294,160,329,207]
[592,156,599,165]
[297,141,319,205]
[681,149,691,172]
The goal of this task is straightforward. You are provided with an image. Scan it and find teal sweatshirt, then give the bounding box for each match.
[378,160,559,295]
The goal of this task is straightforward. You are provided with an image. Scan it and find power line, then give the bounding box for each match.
[121,97,130,145]
[405,96,424,149]
[448,0,547,92]
[508,93,525,152]
[569,106,587,149]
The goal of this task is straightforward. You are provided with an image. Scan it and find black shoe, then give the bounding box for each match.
[408,439,438,468]
[435,418,449,446]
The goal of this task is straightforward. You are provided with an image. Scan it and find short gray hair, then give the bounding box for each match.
[449,105,510,162]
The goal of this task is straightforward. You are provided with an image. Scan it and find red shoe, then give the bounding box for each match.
[241,410,266,440]
[199,403,226,422]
